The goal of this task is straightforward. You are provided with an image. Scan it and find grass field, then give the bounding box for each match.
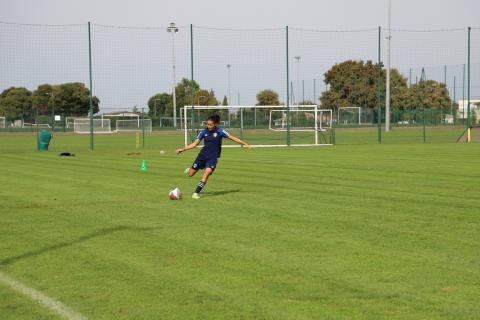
[0,129,479,319]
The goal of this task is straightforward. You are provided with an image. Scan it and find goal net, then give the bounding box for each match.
[74,118,112,134]
[116,119,152,132]
[337,107,362,126]
[269,108,332,132]
[22,123,50,128]
[182,105,333,147]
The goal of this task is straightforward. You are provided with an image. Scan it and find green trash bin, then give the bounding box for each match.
[38,130,52,151]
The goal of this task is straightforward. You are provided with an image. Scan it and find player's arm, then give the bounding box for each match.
[228,135,253,149]
[176,139,201,154]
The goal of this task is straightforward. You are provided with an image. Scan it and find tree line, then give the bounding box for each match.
[0,83,99,119]
[148,60,453,119]
[0,60,453,119]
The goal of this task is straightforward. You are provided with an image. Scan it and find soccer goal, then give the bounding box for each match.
[22,122,50,128]
[269,107,332,131]
[74,118,112,134]
[182,105,333,147]
[337,107,362,126]
[116,119,152,132]
[0,117,5,128]
[65,117,78,129]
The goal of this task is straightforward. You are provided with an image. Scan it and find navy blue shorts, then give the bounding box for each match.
[192,155,218,172]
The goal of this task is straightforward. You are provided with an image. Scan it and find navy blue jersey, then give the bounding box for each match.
[197,127,230,158]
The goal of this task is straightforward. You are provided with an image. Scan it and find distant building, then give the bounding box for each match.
[456,99,480,123]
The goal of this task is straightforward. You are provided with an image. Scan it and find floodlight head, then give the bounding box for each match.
[167,22,179,33]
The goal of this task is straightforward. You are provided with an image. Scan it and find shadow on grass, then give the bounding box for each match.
[201,189,241,197]
[0,225,168,266]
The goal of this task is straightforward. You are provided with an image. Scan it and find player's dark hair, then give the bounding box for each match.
[207,114,220,124]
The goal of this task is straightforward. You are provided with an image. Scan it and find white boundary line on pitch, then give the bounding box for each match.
[0,270,87,320]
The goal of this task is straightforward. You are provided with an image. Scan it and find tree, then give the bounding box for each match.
[222,96,228,106]
[31,84,54,115]
[147,93,171,117]
[147,79,220,123]
[175,78,201,111]
[256,89,280,106]
[148,78,206,119]
[32,82,99,116]
[0,87,32,118]
[56,82,99,116]
[195,89,218,106]
[410,80,452,110]
[320,60,409,111]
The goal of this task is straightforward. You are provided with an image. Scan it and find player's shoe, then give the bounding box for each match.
[192,193,200,199]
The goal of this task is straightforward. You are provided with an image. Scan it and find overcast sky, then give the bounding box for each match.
[1,0,478,29]
[1,0,479,111]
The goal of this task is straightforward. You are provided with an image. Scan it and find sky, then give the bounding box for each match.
[1,0,479,112]
[1,0,478,30]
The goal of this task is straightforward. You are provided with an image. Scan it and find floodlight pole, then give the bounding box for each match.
[302,80,305,104]
[167,22,179,128]
[385,0,391,132]
[294,56,301,105]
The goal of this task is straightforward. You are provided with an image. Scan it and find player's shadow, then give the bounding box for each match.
[202,189,240,197]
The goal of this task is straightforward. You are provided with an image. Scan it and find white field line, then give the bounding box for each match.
[0,270,87,320]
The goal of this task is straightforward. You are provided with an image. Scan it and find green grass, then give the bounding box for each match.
[0,131,479,319]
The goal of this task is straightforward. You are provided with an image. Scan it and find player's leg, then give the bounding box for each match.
[201,167,213,182]
[192,160,216,199]
[187,154,205,177]
[187,168,198,177]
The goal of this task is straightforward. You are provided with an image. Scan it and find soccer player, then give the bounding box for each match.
[176,114,252,199]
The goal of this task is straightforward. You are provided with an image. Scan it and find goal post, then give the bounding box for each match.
[73,118,112,134]
[269,107,332,131]
[337,107,362,126]
[182,105,333,147]
[115,119,152,132]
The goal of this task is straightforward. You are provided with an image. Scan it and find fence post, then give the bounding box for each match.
[36,109,39,151]
[377,26,382,144]
[88,21,94,150]
[142,108,145,148]
[467,27,471,142]
[190,24,195,142]
[420,68,426,143]
[286,26,291,146]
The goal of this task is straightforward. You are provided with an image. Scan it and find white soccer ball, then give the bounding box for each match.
[169,187,182,200]
[160,150,165,155]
